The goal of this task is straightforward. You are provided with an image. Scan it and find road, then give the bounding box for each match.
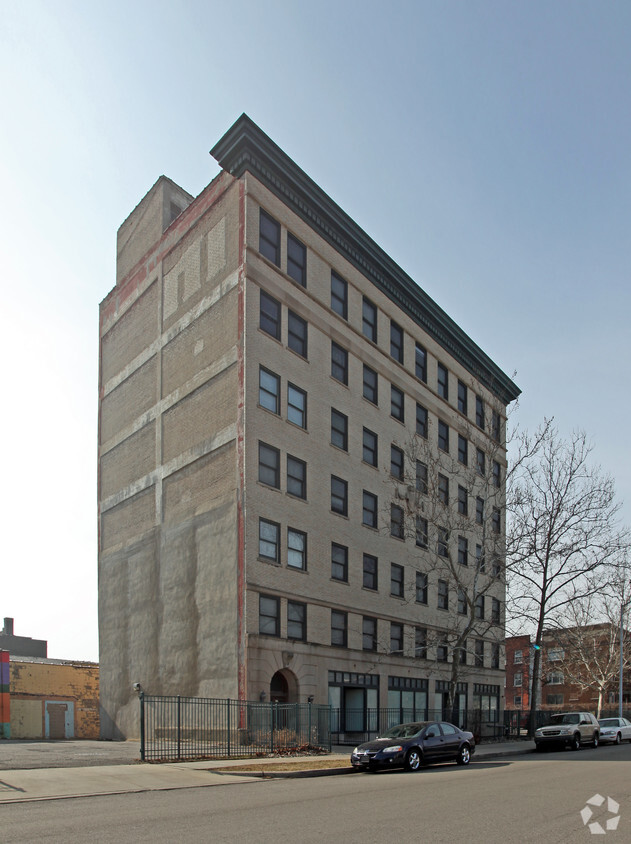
[2,743,630,843]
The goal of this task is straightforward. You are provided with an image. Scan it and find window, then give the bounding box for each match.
[476,544,485,572]
[491,643,500,670]
[416,403,428,438]
[287,384,307,428]
[548,648,565,662]
[390,321,404,363]
[457,587,467,615]
[259,367,280,414]
[458,535,468,566]
[391,445,404,480]
[547,694,564,705]
[416,461,428,494]
[492,410,501,442]
[459,641,468,665]
[475,395,485,429]
[492,460,501,488]
[363,554,378,590]
[458,435,468,465]
[437,579,449,610]
[331,543,348,582]
[514,695,522,707]
[259,209,280,265]
[476,497,484,525]
[391,563,404,597]
[363,491,378,528]
[287,233,306,286]
[548,672,564,685]
[331,476,348,516]
[492,597,501,624]
[474,595,485,620]
[259,442,280,488]
[437,527,449,558]
[437,363,449,400]
[458,380,467,414]
[415,343,427,381]
[416,572,428,604]
[288,310,308,358]
[492,508,501,535]
[259,594,280,636]
[514,649,523,664]
[416,517,428,548]
[514,672,523,687]
[363,617,377,651]
[287,528,306,570]
[391,385,404,421]
[287,455,306,499]
[259,518,280,562]
[458,485,468,516]
[438,420,449,452]
[362,297,377,342]
[331,409,348,451]
[390,623,403,654]
[287,601,306,640]
[475,640,485,667]
[476,448,486,476]
[260,290,281,340]
[390,504,404,539]
[331,610,348,647]
[437,636,449,662]
[363,428,378,466]
[331,271,347,319]
[492,556,502,577]
[415,627,428,659]
[438,474,449,504]
[331,342,348,384]
[363,364,378,404]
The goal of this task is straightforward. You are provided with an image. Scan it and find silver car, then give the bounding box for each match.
[598,717,631,745]
[534,712,599,751]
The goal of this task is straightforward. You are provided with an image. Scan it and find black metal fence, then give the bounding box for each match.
[139,694,331,761]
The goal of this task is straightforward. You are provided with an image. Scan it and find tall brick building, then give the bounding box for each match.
[98,115,520,739]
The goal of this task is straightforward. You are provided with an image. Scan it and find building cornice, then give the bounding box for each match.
[211,113,520,404]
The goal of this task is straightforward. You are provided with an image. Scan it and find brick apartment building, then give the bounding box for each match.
[98,114,520,740]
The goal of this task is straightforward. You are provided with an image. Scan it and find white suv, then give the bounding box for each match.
[535,712,599,751]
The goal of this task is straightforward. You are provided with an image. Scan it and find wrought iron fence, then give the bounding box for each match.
[139,694,331,761]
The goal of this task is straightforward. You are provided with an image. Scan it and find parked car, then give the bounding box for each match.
[598,717,631,744]
[534,712,599,751]
[351,721,475,772]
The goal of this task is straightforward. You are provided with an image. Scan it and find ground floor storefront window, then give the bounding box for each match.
[328,671,378,735]
[386,677,428,727]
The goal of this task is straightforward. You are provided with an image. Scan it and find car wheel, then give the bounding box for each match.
[592,733,599,748]
[571,733,581,751]
[456,744,471,766]
[404,748,422,772]
[615,732,622,745]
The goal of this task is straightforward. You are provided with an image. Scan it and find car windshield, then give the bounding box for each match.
[598,719,619,727]
[379,722,427,739]
[547,714,580,725]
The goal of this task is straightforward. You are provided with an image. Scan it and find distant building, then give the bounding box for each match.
[0,617,47,658]
[505,635,533,711]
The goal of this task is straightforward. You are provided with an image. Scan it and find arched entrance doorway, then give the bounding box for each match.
[269,668,298,702]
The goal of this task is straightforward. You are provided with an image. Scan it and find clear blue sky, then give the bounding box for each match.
[1,1,629,660]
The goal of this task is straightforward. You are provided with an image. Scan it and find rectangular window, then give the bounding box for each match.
[476,497,484,525]
[492,460,501,488]
[514,672,523,687]
[259,209,280,265]
[437,579,449,610]
[476,395,485,429]
[287,528,307,570]
[492,410,501,442]
[415,627,428,659]
[331,271,348,319]
[363,364,378,404]
[363,491,378,528]
[390,622,404,654]
[287,233,306,286]
[458,535,468,566]
[259,367,280,414]
[363,428,378,466]
[514,695,522,707]
[475,639,485,668]
[459,640,468,665]
[390,563,404,597]
[288,310,308,358]
[546,694,564,705]
[391,444,404,480]
[259,441,280,488]
[391,385,404,421]
[259,594,280,636]
[362,297,377,342]
[437,636,449,662]
[416,572,428,604]
[415,343,427,382]
[475,595,485,620]
[438,420,449,452]
[438,474,449,504]
[492,508,501,534]
[287,384,307,428]
[416,461,428,494]
[287,601,306,641]
[416,403,428,437]
[390,504,404,539]
[363,617,377,651]
[287,455,306,499]
[458,485,468,516]
[458,380,468,414]
[331,542,348,582]
[390,321,404,363]
[416,516,428,548]
[514,649,523,665]
[331,610,348,647]
[476,448,486,476]
[331,341,348,385]
[458,435,468,465]
[331,476,348,516]
[363,553,378,590]
[331,408,348,451]
[437,363,449,400]
[492,597,501,624]
[437,527,449,558]
[259,518,280,562]
[457,587,467,615]
[491,644,500,670]
[260,290,281,340]
[476,544,485,573]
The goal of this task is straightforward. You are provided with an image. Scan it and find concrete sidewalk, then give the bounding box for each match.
[0,741,534,804]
